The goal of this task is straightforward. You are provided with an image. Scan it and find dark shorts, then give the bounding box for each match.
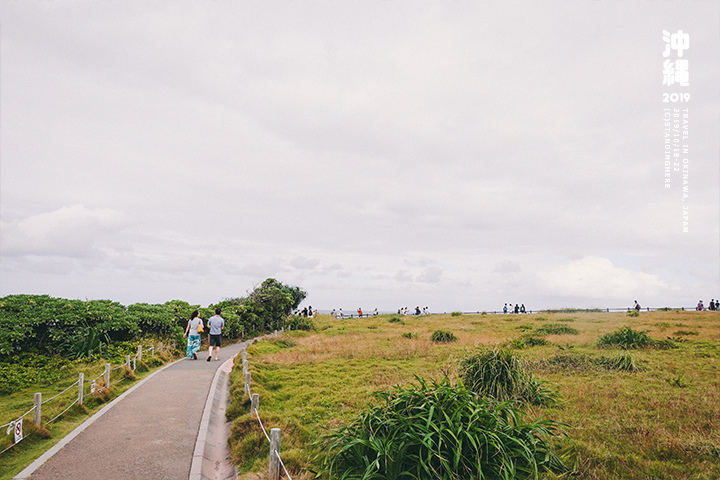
[209,334,222,347]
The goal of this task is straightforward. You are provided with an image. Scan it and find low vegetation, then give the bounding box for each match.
[458,346,557,406]
[0,278,306,480]
[430,330,458,343]
[317,378,567,479]
[534,323,579,336]
[227,310,720,480]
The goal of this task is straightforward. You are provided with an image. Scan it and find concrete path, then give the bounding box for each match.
[14,341,248,480]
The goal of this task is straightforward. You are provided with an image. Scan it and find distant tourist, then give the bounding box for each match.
[358,307,363,317]
[415,306,421,315]
[520,304,526,314]
[339,308,344,318]
[709,300,716,311]
[373,308,378,316]
[634,300,641,311]
[514,304,520,314]
[697,300,704,311]
[716,299,719,311]
[503,303,508,314]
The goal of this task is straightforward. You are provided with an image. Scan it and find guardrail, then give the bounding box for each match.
[1,343,167,455]
[327,307,706,317]
[459,307,701,314]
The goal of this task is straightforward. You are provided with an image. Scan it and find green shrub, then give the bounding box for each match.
[451,311,463,317]
[666,375,688,388]
[458,347,557,406]
[430,330,457,343]
[535,323,579,336]
[505,336,549,349]
[317,378,567,480]
[654,338,679,349]
[627,310,639,317]
[267,337,297,348]
[285,315,315,331]
[597,326,653,349]
[0,354,68,394]
[388,316,404,324]
[596,352,641,372]
[544,353,592,371]
[401,332,417,339]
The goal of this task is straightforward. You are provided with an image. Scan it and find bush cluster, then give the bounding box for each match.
[542,352,642,372]
[285,316,314,331]
[317,378,567,480]
[534,323,579,336]
[430,330,457,343]
[458,347,557,406]
[0,278,306,359]
[596,326,676,350]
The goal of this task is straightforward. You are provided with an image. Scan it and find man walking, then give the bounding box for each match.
[207,308,225,361]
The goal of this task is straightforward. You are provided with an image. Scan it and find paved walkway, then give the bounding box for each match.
[14,341,248,480]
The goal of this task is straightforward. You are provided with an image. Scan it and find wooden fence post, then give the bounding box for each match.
[105,363,110,389]
[241,350,247,362]
[78,373,84,406]
[244,372,251,395]
[243,360,249,376]
[251,393,259,413]
[126,355,131,368]
[269,428,281,480]
[137,345,142,362]
[34,393,42,426]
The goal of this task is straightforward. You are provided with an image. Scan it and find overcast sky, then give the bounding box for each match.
[1,0,719,312]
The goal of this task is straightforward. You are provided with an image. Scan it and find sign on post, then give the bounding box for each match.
[14,419,22,443]
[7,419,23,443]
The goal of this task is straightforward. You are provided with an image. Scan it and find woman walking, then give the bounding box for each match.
[185,310,204,360]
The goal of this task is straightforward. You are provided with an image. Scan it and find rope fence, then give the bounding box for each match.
[1,342,165,455]
[242,332,293,480]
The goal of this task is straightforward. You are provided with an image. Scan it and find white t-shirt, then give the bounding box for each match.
[187,317,203,335]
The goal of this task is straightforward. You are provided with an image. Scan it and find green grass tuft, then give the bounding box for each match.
[597,326,653,349]
[535,323,579,336]
[430,330,457,343]
[458,346,557,406]
[316,378,568,480]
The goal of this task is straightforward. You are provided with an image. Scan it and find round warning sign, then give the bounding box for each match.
[14,419,23,443]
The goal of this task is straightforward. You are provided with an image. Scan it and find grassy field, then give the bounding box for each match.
[0,346,180,480]
[227,310,720,480]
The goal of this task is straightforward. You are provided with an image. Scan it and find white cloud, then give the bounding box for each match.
[494,261,522,274]
[1,204,127,258]
[417,266,443,284]
[536,256,669,301]
[290,256,320,270]
[0,1,718,309]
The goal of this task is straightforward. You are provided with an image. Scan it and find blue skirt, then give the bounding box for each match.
[186,335,201,357]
